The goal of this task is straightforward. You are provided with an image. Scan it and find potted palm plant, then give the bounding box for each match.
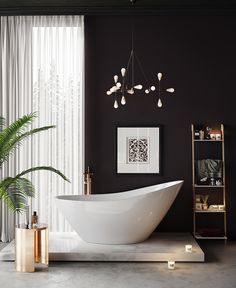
[0,112,69,213]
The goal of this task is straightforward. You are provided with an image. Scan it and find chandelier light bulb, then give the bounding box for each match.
[134,84,143,90]
[114,75,118,83]
[121,96,126,105]
[106,90,112,95]
[114,100,119,109]
[151,86,156,91]
[116,82,122,88]
[157,98,163,108]
[127,88,134,94]
[157,73,162,81]
[166,88,174,93]
[121,68,126,77]
[145,89,150,94]
[110,86,119,93]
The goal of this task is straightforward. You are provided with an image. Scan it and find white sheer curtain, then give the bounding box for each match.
[0,16,84,241]
[0,16,33,242]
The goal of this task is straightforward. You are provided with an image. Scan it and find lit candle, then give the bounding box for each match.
[185,244,192,253]
[216,134,221,140]
[168,260,175,270]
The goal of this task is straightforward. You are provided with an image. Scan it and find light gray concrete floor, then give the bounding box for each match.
[0,242,8,251]
[1,241,236,288]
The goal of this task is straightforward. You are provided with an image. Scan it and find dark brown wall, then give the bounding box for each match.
[85,15,236,239]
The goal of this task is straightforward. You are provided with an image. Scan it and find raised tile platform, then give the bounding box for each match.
[0,232,204,262]
[50,232,204,262]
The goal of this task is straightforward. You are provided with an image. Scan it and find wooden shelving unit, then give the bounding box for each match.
[191,124,227,240]
[195,210,225,213]
[194,235,227,240]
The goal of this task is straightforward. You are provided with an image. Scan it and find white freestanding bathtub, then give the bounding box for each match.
[55,180,183,244]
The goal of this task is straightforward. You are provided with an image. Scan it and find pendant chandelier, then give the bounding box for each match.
[106,0,175,109]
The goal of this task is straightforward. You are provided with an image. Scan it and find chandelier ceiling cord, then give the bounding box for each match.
[106,0,175,109]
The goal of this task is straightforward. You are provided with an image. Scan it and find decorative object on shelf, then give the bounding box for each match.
[106,0,174,109]
[205,126,212,140]
[195,194,201,203]
[199,130,204,140]
[209,172,216,186]
[117,126,160,174]
[218,205,225,211]
[201,195,209,210]
[83,166,93,195]
[209,129,222,140]
[194,129,200,139]
[195,159,222,185]
[194,125,222,140]
[208,205,219,210]
[215,179,223,186]
[215,172,223,186]
[195,203,203,210]
[216,133,222,140]
[199,176,208,184]
[208,204,225,211]
[195,194,202,210]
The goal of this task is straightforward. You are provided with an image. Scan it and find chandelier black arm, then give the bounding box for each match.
[122,49,134,90]
[134,52,150,88]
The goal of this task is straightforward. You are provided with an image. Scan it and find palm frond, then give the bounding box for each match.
[15,166,70,182]
[0,113,70,213]
[0,116,5,132]
[0,185,19,212]
[0,125,55,167]
[13,178,35,198]
[0,177,35,213]
[0,113,36,144]
[0,113,37,165]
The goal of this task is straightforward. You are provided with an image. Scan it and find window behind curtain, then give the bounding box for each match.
[32,22,84,232]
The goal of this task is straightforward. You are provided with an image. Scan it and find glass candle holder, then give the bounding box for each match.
[185,244,192,253]
[168,260,175,270]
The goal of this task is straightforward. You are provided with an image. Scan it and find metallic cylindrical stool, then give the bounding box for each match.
[15,224,48,272]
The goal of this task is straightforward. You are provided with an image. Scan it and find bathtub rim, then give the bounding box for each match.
[55,180,183,202]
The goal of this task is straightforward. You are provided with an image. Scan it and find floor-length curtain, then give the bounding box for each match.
[0,16,33,242]
[0,16,84,241]
[32,16,84,232]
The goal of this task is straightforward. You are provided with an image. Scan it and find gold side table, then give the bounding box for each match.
[15,223,48,272]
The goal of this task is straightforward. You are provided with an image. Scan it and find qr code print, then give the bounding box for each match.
[128,138,149,163]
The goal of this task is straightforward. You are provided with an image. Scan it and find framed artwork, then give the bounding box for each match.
[117,126,161,174]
